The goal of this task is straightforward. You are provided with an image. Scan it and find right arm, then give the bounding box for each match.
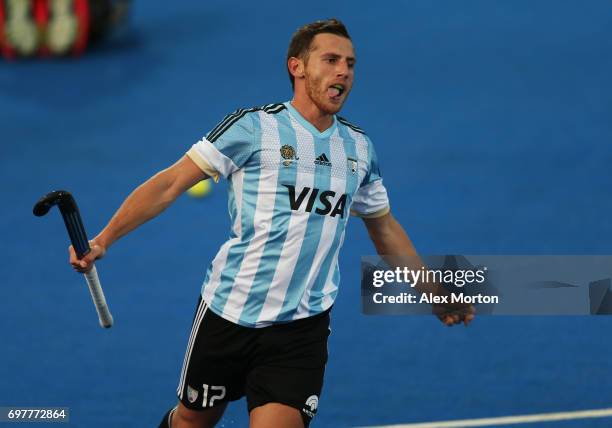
[70,155,207,272]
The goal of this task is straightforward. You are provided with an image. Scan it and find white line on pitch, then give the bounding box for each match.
[357,407,612,428]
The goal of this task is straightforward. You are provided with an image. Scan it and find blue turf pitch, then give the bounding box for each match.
[1,1,611,426]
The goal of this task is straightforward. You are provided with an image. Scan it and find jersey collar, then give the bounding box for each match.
[284,101,337,139]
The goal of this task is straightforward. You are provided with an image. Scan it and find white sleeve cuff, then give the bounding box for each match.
[189,138,239,178]
[351,179,390,217]
[350,205,390,218]
[186,147,220,182]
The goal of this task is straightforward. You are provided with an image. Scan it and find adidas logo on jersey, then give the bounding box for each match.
[314,153,332,167]
[284,185,347,218]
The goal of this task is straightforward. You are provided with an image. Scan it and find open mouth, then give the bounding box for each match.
[327,84,345,98]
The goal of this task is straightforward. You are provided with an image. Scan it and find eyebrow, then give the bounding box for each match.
[320,52,357,62]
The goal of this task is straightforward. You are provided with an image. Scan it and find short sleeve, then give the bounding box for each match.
[187,111,254,181]
[350,140,390,218]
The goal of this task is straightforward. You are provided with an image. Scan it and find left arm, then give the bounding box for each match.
[362,212,474,326]
[362,212,418,256]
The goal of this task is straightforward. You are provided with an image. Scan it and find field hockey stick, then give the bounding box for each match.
[33,190,114,328]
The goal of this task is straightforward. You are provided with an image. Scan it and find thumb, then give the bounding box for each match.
[78,242,105,269]
[76,252,95,270]
[88,240,107,259]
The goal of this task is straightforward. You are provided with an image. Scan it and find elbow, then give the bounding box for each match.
[368,228,394,250]
[149,169,181,205]
[365,213,396,240]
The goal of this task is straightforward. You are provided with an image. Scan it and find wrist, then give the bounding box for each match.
[92,233,111,252]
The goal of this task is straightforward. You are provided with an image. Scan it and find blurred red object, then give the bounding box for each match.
[0,0,129,60]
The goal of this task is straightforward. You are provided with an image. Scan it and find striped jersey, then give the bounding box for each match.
[186,101,390,327]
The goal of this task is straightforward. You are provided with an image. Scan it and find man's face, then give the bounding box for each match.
[302,33,355,115]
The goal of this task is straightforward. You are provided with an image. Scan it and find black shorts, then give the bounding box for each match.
[176,298,331,425]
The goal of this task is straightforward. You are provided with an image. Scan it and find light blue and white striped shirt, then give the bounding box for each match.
[186,101,389,327]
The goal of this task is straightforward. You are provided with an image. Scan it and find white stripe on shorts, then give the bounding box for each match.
[177,299,208,398]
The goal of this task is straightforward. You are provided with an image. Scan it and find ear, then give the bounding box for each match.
[288,56,305,80]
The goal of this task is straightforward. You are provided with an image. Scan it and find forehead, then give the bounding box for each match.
[309,33,355,57]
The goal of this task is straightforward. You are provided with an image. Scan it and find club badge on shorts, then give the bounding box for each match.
[302,394,319,418]
[187,385,199,404]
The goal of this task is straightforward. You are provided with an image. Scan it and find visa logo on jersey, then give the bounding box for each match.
[283,185,347,218]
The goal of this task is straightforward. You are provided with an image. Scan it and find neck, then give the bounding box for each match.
[290,95,334,132]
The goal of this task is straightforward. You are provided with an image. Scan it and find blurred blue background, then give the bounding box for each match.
[1,0,611,426]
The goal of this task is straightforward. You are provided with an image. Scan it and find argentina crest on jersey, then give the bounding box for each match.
[280,144,299,166]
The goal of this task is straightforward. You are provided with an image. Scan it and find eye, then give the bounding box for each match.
[326,58,337,64]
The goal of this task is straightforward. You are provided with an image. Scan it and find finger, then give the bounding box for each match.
[464,313,475,326]
[68,245,78,264]
[82,253,96,264]
[69,245,87,266]
[69,246,93,272]
[75,256,88,268]
[77,261,92,273]
[70,258,83,269]
[72,256,89,270]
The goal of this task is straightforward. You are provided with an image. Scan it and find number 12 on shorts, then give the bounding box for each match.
[202,384,226,407]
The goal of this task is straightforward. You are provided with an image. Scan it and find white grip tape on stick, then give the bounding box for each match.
[83,265,114,328]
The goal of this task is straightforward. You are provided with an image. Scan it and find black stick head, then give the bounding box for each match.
[33,190,90,257]
[33,190,76,216]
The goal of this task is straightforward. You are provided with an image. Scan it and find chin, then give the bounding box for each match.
[323,106,341,115]
[318,99,344,115]
[307,88,347,115]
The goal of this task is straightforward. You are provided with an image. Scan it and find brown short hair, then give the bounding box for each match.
[286,18,351,89]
